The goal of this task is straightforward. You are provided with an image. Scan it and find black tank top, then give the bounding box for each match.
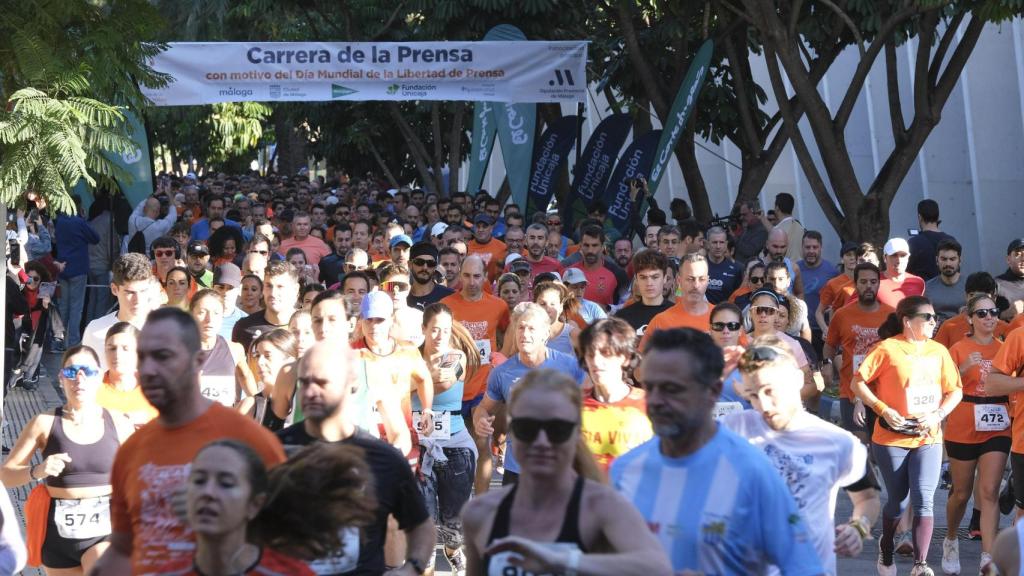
[483,476,587,573]
[42,407,120,488]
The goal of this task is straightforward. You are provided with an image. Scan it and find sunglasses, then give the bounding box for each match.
[912,313,937,322]
[27,276,39,284]
[61,365,101,379]
[971,308,1000,319]
[745,345,787,363]
[411,258,437,268]
[710,321,742,332]
[753,306,777,316]
[380,281,410,292]
[154,249,176,258]
[509,418,577,444]
[249,249,269,256]
[749,276,765,285]
[345,263,366,271]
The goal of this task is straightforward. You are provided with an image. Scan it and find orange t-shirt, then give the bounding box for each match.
[857,335,962,448]
[934,313,1012,349]
[1008,314,1024,333]
[110,403,286,574]
[97,378,159,428]
[825,303,894,399]
[639,302,712,350]
[728,285,752,304]
[441,292,511,400]
[945,338,1008,445]
[820,274,855,312]
[992,329,1024,453]
[467,238,507,281]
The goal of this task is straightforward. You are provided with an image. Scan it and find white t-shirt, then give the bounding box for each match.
[721,410,866,575]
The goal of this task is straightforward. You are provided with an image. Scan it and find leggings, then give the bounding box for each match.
[872,442,943,518]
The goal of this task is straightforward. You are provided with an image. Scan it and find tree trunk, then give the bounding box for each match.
[387,103,437,193]
[430,102,445,193]
[676,122,711,224]
[367,140,400,188]
[447,102,465,196]
[274,110,306,177]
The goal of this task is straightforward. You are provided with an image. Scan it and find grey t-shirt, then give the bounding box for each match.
[925,274,965,324]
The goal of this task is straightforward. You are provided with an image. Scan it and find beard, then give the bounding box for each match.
[584,253,599,266]
[858,291,876,306]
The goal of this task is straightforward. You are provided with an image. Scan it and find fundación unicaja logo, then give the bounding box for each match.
[331,84,358,98]
[387,84,400,95]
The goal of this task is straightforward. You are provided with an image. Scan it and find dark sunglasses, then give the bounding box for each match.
[61,365,101,379]
[27,276,39,284]
[381,281,410,292]
[154,249,176,258]
[971,308,1000,319]
[753,306,777,316]
[249,249,269,256]
[912,313,937,322]
[345,263,366,271]
[745,345,789,363]
[411,258,437,268]
[710,321,742,332]
[509,418,577,444]
[749,276,765,285]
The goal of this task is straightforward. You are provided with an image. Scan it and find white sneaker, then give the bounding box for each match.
[941,537,960,574]
[895,530,914,556]
[980,552,995,576]
[911,563,935,576]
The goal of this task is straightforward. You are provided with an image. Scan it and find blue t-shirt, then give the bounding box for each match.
[190,217,242,242]
[718,369,752,410]
[412,355,466,436]
[486,349,586,474]
[610,427,823,575]
[55,215,100,279]
[707,259,744,304]
[797,260,838,330]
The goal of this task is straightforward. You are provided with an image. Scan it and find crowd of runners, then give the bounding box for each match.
[0,171,1023,575]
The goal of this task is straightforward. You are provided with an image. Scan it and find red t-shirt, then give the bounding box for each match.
[569,264,617,307]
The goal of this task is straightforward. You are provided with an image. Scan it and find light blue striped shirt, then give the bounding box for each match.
[610,426,823,576]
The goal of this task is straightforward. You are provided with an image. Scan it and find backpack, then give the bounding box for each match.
[126,220,153,255]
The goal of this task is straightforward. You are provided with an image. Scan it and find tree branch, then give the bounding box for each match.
[788,0,805,37]
[369,2,406,41]
[723,30,762,154]
[913,10,938,119]
[933,15,985,110]
[615,0,669,117]
[928,10,966,89]
[387,102,435,192]
[430,102,444,193]
[715,0,754,25]
[884,41,906,143]
[818,0,866,57]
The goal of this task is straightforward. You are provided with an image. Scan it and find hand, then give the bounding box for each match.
[853,400,866,427]
[54,261,66,273]
[436,366,456,385]
[484,535,572,574]
[37,452,72,478]
[474,409,495,437]
[880,407,905,430]
[419,411,433,437]
[16,208,24,220]
[41,296,50,309]
[721,345,745,375]
[916,410,944,436]
[382,564,419,576]
[834,523,864,557]
[959,352,983,375]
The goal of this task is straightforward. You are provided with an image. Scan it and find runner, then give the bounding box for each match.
[746,289,815,400]
[158,440,376,575]
[81,253,158,369]
[277,341,436,576]
[232,260,300,353]
[533,281,580,358]
[816,241,859,336]
[461,369,671,575]
[877,238,926,308]
[639,253,712,348]
[562,267,608,325]
[986,306,1024,522]
[415,303,480,575]
[726,336,880,575]
[1,346,133,575]
[377,263,424,347]
[441,255,510,494]
[933,272,1011,349]
[850,296,962,576]
[289,309,316,357]
[614,250,673,338]
[709,302,751,416]
[190,289,257,409]
[577,318,652,472]
[823,262,894,438]
[473,303,586,485]
[406,243,453,310]
[238,274,264,314]
[97,322,158,428]
[941,294,1008,575]
[496,272,523,311]
[610,328,824,574]
[247,328,297,429]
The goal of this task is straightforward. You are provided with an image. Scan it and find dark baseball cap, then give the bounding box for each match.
[1008,238,1024,254]
[473,214,495,226]
[187,241,209,256]
[840,241,859,256]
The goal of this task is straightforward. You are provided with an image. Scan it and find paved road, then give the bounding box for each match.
[3,351,1012,575]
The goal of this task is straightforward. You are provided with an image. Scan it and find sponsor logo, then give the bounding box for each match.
[269,84,281,98]
[331,84,358,98]
[387,84,399,95]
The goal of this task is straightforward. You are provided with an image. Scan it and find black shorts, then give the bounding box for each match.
[42,496,109,569]
[1011,452,1024,510]
[945,437,1011,461]
[839,398,866,433]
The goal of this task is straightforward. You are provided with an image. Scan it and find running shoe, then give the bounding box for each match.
[967,528,981,541]
[445,547,467,576]
[941,537,960,574]
[1000,481,1015,516]
[980,551,995,576]
[910,562,935,576]
[895,530,914,556]
[878,540,897,576]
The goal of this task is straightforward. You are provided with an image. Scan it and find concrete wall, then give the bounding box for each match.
[461,21,1024,275]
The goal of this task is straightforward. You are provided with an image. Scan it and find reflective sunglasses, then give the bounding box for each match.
[380,281,410,292]
[61,365,101,379]
[509,418,577,444]
[27,275,39,284]
[971,308,1000,319]
[411,258,437,268]
[745,345,789,363]
[753,306,777,316]
[912,313,937,322]
[249,249,269,256]
[749,276,765,285]
[154,249,176,258]
[710,321,742,332]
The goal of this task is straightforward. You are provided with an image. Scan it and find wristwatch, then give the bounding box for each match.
[405,558,426,575]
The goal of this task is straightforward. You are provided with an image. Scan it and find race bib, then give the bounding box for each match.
[309,527,360,574]
[414,410,451,440]
[713,402,744,420]
[54,495,111,540]
[905,386,939,415]
[476,339,492,366]
[200,375,236,407]
[488,543,579,576]
[974,404,1010,432]
[852,354,866,374]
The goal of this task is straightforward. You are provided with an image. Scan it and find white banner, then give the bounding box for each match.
[142,41,588,106]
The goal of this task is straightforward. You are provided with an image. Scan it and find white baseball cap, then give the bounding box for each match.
[562,268,587,285]
[883,237,910,256]
[431,222,449,238]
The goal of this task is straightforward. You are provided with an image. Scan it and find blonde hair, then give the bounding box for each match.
[507,369,605,483]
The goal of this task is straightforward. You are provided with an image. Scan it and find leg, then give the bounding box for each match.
[436,447,475,574]
[1010,452,1024,519]
[65,275,87,347]
[55,278,71,350]
[464,411,492,495]
[872,442,912,566]
[44,567,84,576]
[80,541,110,574]
[945,451,978,536]
[908,443,944,564]
[977,447,1010,553]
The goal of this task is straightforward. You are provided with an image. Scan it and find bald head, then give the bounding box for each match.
[460,254,486,298]
[767,228,788,262]
[144,197,160,218]
[298,341,354,424]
